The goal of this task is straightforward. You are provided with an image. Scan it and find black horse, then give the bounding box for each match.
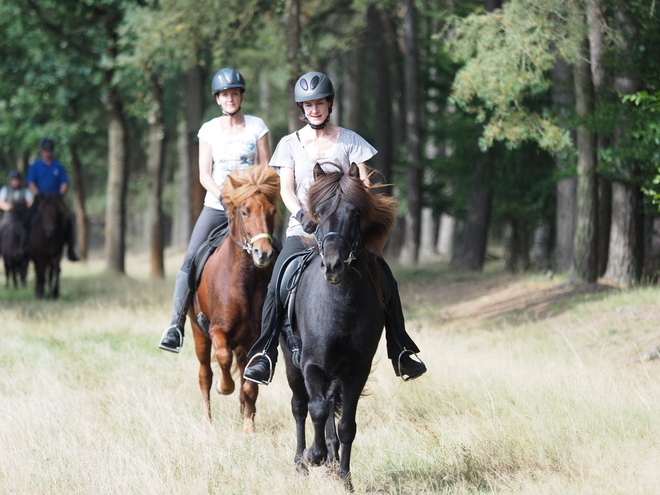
[28,194,67,299]
[282,163,397,490]
[0,200,29,289]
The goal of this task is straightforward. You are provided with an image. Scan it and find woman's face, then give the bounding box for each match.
[216,88,244,114]
[302,98,330,126]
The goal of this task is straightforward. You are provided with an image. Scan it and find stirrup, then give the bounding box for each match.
[396,349,425,382]
[159,325,183,353]
[244,353,274,385]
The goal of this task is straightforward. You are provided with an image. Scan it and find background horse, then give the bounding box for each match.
[28,194,67,299]
[0,200,29,289]
[190,165,280,433]
[282,163,397,490]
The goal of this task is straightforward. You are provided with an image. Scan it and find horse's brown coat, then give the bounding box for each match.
[190,165,280,432]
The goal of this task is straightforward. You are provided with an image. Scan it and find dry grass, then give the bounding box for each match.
[1,253,660,494]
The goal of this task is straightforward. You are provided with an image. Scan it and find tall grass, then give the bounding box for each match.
[1,253,660,494]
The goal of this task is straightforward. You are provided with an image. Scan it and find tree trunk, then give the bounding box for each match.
[604,181,641,286]
[185,65,205,222]
[587,0,611,277]
[570,41,598,284]
[285,0,301,133]
[551,57,576,273]
[419,207,436,260]
[367,5,393,194]
[103,85,128,273]
[173,120,192,248]
[451,150,492,270]
[503,219,530,273]
[449,0,501,271]
[597,176,611,276]
[146,73,166,278]
[603,7,642,286]
[68,143,88,262]
[342,42,365,133]
[437,213,456,259]
[398,0,422,266]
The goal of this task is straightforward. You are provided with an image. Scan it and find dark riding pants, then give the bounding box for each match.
[181,206,228,273]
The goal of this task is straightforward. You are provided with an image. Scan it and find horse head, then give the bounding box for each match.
[309,163,365,284]
[35,194,66,238]
[223,166,280,268]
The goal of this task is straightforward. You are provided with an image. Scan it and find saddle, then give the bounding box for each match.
[276,249,317,368]
[187,223,229,291]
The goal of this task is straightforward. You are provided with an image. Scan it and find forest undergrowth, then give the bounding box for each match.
[1,250,659,494]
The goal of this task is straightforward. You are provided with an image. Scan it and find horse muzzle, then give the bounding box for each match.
[321,256,345,284]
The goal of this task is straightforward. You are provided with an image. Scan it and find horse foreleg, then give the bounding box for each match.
[33,260,46,298]
[49,262,61,299]
[336,367,370,491]
[211,329,235,396]
[193,326,214,422]
[235,348,258,434]
[324,385,340,468]
[303,364,331,467]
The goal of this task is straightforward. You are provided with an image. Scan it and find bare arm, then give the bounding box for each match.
[198,139,223,199]
[0,199,10,212]
[279,167,302,216]
[59,182,68,195]
[357,162,371,187]
[256,134,271,167]
[29,182,39,196]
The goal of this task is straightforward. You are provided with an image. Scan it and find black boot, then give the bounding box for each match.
[244,286,281,384]
[159,270,191,353]
[379,257,427,381]
[65,216,79,261]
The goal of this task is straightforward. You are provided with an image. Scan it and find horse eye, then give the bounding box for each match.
[241,210,248,217]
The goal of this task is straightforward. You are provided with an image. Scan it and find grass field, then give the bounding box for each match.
[1,251,660,494]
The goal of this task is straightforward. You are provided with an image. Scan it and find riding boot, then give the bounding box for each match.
[379,257,427,381]
[65,216,79,261]
[243,285,281,385]
[159,270,191,353]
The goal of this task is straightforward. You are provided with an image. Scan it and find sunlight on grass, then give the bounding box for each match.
[1,253,660,493]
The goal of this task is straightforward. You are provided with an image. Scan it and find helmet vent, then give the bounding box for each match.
[310,75,320,89]
[300,78,308,90]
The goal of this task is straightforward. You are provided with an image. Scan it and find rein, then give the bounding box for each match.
[227,211,272,255]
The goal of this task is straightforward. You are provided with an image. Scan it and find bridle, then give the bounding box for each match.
[228,210,273,255]
[314,225,362,266]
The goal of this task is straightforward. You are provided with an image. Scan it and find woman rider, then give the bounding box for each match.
[243,71,426,384]
[159,68,270,352]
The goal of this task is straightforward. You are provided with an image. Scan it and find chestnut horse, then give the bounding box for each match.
[190,165,280,432]
[282,163,397,490]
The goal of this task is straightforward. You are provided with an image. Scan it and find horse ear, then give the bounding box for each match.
[313,163,325,180]
[349,162,359,178]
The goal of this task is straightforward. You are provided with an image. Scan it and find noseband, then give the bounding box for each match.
[315,227,362,266]
[229,213,272,255]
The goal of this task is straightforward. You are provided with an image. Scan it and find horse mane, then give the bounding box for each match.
[221,165,280,220]
[307,166,397,255]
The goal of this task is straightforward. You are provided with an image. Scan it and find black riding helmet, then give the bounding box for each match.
[211,68,246,96]
[39,137,55,151]
[294,71,335,130]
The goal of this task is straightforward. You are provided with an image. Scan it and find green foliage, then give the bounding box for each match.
[445,0,585,154]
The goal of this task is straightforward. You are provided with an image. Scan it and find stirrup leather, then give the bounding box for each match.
[159,325,183,353]
[396,349,424,382]
[244,353,274,385]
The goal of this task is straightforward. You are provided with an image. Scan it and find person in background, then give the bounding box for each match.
[159,68,271,353]
[26,137,79,261]
[0,170,33,213]
[243,71,426,385]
